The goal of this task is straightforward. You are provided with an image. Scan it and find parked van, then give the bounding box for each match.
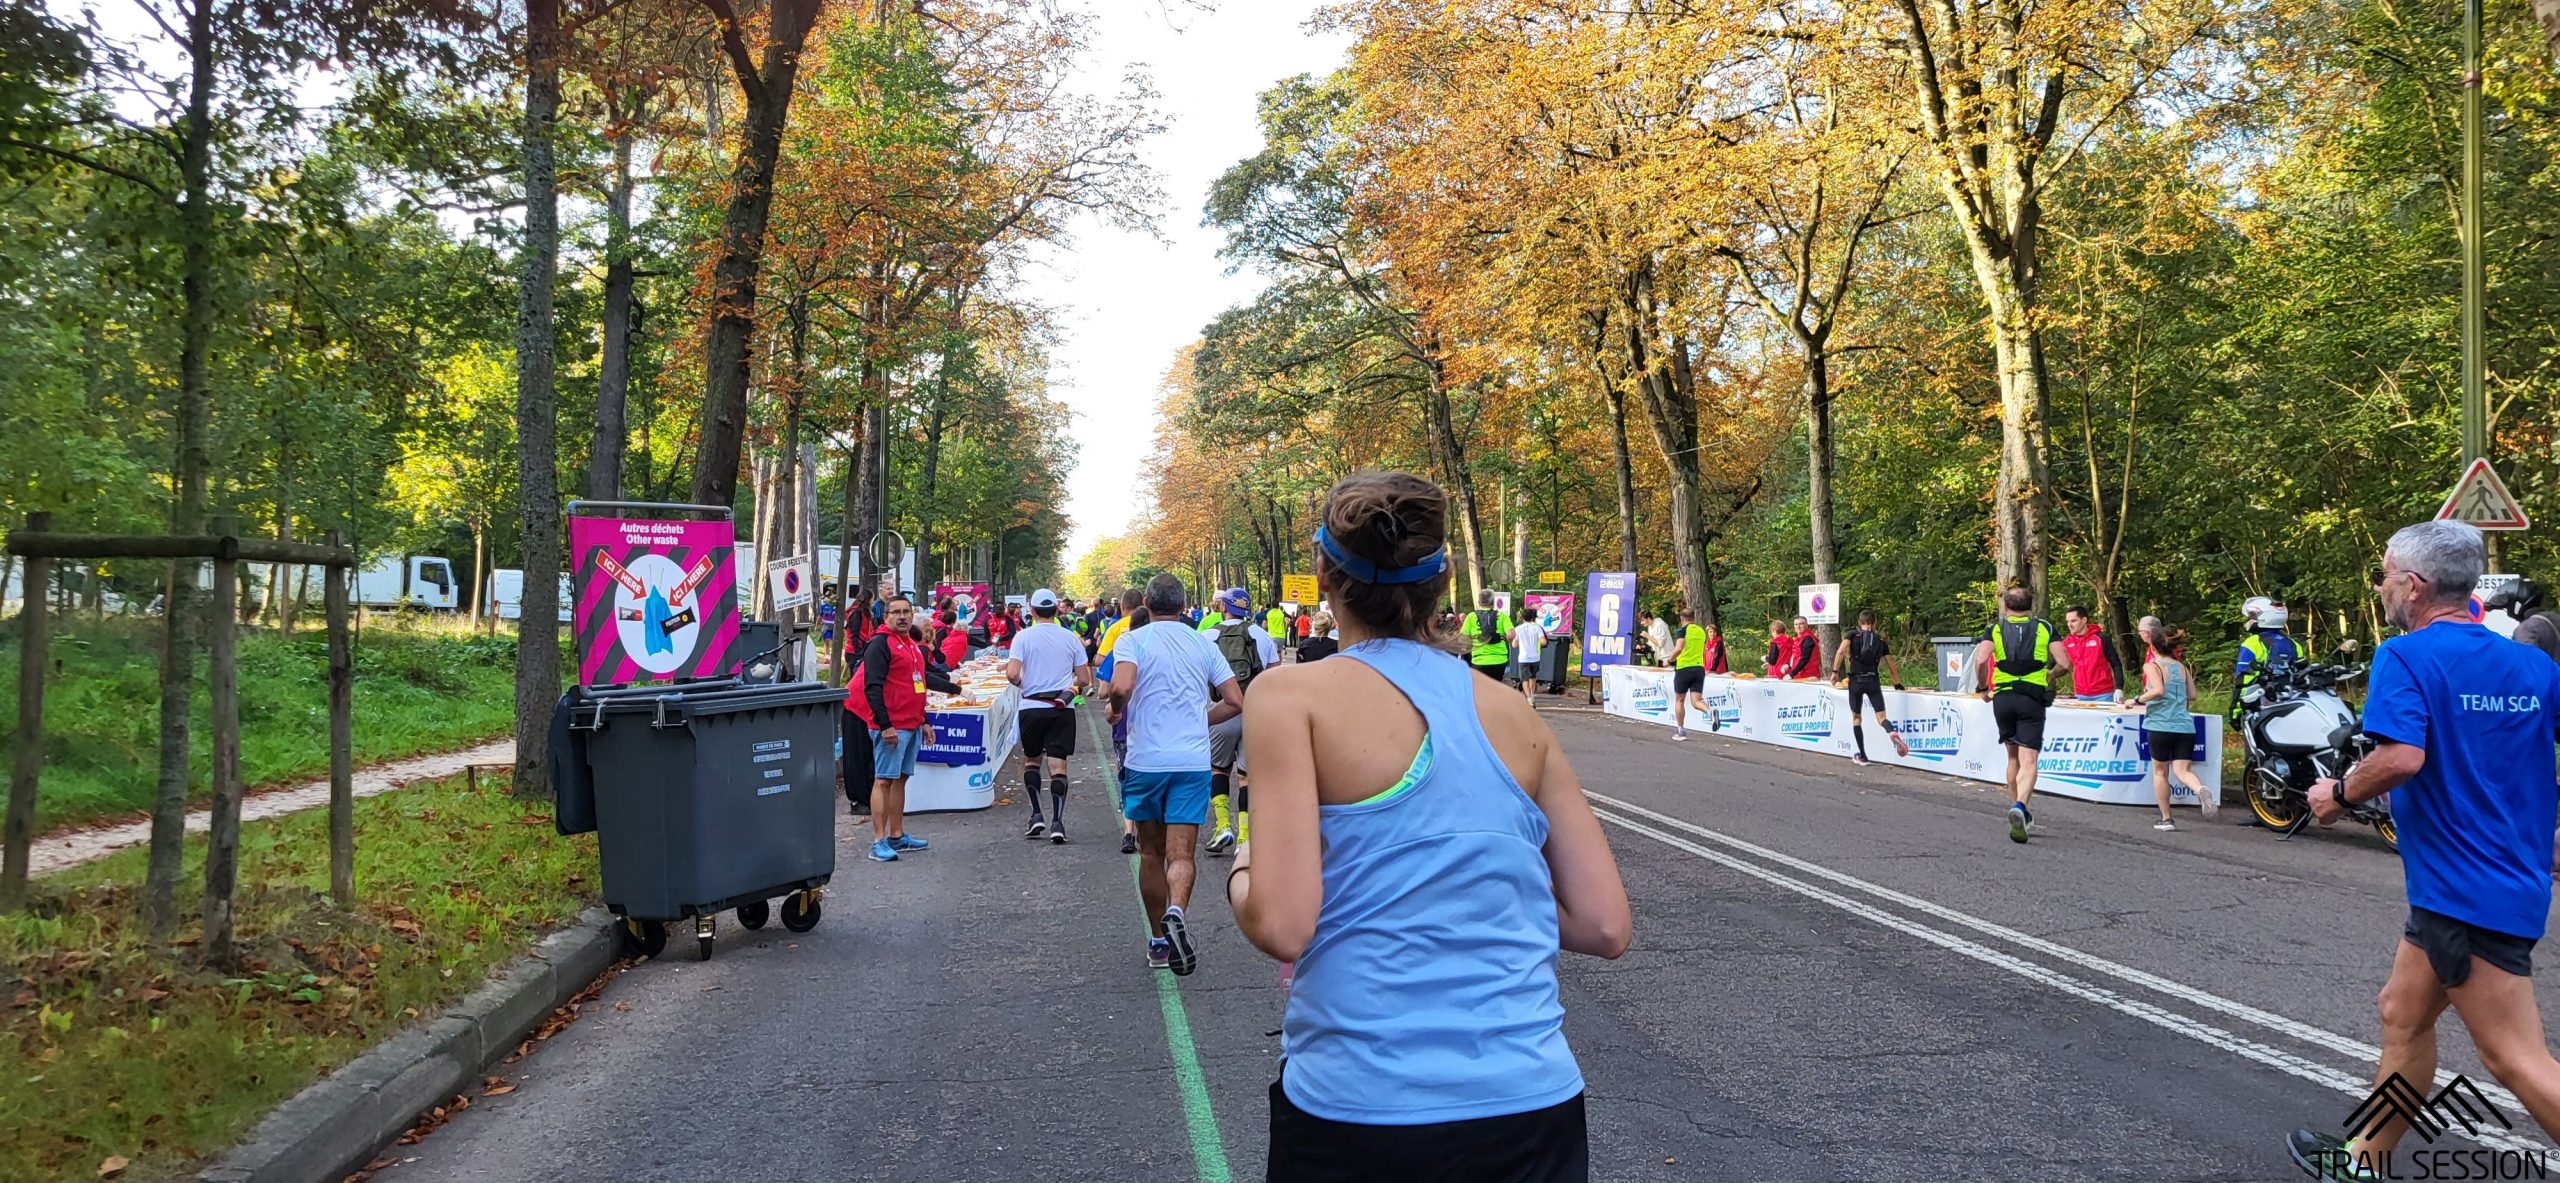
[486,569,572,622]
[355,555,458,611]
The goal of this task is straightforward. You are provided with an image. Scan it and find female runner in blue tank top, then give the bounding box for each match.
[1227,471,1634,1182]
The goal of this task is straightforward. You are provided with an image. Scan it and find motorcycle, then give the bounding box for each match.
[2237,654,2397,850]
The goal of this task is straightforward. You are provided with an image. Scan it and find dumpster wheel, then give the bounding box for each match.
[619,918,668,960]
[781,889,822,933]
[736,900,770,930]
[695,914,717,962]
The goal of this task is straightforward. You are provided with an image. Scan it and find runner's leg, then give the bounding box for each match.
[1164,822,1200,912]
[2447,958,2560,1139]
[2357,940,2451,1160]
[2016,748,2041,808]
[1136,822,1170,937]
[1046,755,1070,837]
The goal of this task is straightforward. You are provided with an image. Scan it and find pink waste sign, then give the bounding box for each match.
[568,516,741,687]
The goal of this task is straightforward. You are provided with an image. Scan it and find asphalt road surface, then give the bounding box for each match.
[376,701,2559,1183]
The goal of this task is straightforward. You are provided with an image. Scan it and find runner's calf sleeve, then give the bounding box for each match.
[1049,774,1069,819]
[1023,765,1043,814]
[1852,722,1866,758]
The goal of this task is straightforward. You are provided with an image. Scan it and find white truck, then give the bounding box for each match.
[484,569,573,622]
[732,543,917,607]
[355,555,458,611]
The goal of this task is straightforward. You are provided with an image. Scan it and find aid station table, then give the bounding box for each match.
[905,657,1018,813]
[1599,666,2222,808]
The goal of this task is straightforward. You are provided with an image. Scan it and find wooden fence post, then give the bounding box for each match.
[3,511,53,913]
[325,532,353,906]
[202,516,243,965]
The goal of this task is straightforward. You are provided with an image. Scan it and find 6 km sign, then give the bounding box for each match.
[2437,458,2530,531]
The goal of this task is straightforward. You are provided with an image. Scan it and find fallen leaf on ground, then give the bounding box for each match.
[612,1001,630,1012]
[96,1156,127,1178]
[484,1084,516,1096]
[389,919,421,936]
[700,985,721,993]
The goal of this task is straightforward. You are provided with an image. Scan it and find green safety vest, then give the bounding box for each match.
[1990,615,2054,691]
[2239,634,2271,685]
[1675,624,1707,670]
[1266,607,1288,636]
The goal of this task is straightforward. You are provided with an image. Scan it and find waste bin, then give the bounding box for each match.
[1537,636,1572,692]
[1932,636,1980,693]
[554,677,843,961]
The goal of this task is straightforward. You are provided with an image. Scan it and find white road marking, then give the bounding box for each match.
[1590,805,2549,1155]
[1587,789,2540,1118]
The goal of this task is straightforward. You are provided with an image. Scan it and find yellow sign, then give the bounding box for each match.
[1538,570,1568,586]
[1281,574,1318,604]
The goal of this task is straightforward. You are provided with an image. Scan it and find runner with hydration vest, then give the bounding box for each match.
[1970,587,2074,844]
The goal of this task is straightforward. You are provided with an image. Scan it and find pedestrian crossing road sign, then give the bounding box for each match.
[2436,457,2530,531]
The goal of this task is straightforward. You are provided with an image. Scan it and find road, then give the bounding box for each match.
[376,703,2555,1183]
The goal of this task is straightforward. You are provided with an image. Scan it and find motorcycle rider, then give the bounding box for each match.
[2232,596,2300,723]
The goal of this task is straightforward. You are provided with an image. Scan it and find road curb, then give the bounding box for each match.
[196,906,618,1183]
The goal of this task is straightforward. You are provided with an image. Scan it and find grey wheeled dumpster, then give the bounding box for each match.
[555,678,843,961]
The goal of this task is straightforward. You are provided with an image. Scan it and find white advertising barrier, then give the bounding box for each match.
[1600,667,2222,808]
[903,685,1017,813]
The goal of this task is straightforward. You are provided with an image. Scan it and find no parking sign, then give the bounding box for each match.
[766,554,815,612]
[568,516,741,686]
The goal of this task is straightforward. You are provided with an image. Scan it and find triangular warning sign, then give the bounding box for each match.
[2436,457,2531,531]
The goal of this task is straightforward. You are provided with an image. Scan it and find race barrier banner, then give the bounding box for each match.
[932,582,990,629]
[1581,572,1638,676]
[569,516,742,687]
[1600,667,2222,808]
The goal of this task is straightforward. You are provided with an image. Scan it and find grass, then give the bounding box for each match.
[0,769,598,1182]
[0,617,520,832]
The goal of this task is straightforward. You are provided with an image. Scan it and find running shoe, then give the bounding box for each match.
[2154,820,2178,831]
[1709,713,1721,733]
[1161,908,1198,976]
[1206,828,1237,855]
[1852,754,1870,767]
[868,837,900,862]
[1050,825,1069,845]
[2286,1130,2380,1181]
[1024,818,1048,840]
[891,834,930,852]
[1121,832,1139,855]
[1673,728,1688,741]
[2007,803,2029,844]
[1147,938,1172,970]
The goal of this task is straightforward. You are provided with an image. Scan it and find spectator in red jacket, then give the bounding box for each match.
[1788,616,1822,680]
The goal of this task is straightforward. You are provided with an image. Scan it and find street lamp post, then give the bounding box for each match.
[2463,0,2488,467]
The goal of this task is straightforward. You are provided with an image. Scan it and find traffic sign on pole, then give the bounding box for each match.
[2436,457,2530,531]
[862,530,905,573]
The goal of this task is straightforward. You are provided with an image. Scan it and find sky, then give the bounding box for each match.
[1027,0,1349,567]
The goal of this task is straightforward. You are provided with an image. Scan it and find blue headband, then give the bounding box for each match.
[1314,526,1447,585]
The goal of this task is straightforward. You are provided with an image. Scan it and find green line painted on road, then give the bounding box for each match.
[1082,710,1234,1183]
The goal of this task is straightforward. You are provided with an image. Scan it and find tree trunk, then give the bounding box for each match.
[834,444,858,686]
[1606,387,1639,574]
[147,0,218,936]
[592,131,633,502]
[686,0,825,511]
[1616,263,1718,628]
[1803,342,1840,656]
[1420,372,1486,604]
[268,461,293,635]
[749,447,779,617]
[468,523,488,630]
[513,0,565,799]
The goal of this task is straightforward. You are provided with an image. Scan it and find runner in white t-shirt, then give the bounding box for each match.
[1510,607,1547,706]
[1106,574,1243,975]
[1007,589,1091,844]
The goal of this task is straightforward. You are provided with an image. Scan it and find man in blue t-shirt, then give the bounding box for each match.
[2289,520,2560,1181]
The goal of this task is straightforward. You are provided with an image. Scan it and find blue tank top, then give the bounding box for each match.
[2144,657,2193,732]
[1281,638,1583,1125]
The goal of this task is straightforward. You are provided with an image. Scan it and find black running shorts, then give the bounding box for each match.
[2406,906,2537,988]
[1266,1078,1588,1183]
[1992,690,2049,749]
[1848,675,1886,717]
[1017,707,1076,761]
[1671,667,1706,696]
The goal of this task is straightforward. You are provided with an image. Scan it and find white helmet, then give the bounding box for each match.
[2242,596,2288,630]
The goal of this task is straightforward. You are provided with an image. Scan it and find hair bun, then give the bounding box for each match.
[1373,508,1405,542]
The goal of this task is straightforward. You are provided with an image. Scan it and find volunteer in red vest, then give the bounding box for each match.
[1786,616,1822,680]
[1763,619,1795,677]
[849,595,959,864]
[2058,605,2125,703]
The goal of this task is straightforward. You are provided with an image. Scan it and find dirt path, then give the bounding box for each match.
[29,738,517,877]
